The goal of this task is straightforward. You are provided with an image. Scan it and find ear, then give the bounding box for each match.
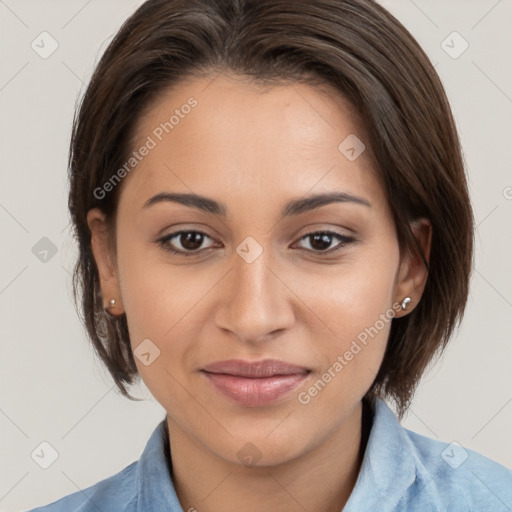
[87,208,124,316]
[393,218,432,318]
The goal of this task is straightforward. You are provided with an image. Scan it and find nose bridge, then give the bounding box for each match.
[232,239,275,311]
[215,237,293,341]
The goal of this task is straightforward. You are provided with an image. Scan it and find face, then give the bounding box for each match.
[88,73,430,467]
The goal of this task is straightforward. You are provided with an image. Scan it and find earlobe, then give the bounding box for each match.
[394,218,432,317]
[86,208,124,315]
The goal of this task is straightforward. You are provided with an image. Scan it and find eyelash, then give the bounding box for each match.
[155,230,356,257]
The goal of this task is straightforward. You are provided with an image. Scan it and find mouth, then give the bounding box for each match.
[201,359,311,407]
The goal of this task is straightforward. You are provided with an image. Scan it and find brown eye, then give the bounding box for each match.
[297,231,356,253]
[156,229,356,257]
[157,231,216,256]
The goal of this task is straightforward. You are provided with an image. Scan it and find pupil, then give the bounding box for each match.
[182,232,203,250]
[311,233,331,251]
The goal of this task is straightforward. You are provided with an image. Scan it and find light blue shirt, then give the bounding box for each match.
[27,399,512,511]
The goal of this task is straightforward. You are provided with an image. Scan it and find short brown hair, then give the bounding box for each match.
[68,0,474,417]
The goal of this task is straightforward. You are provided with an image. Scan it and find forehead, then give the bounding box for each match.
[119,73,385,213]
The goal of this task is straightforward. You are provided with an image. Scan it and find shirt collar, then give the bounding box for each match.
[135,399,421,511]
[342,398,419,511]
[136,416,183,511]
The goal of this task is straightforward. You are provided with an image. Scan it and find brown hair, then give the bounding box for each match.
[68,0,474,417]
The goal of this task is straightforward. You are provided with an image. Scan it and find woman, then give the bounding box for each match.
[29,0,512,510]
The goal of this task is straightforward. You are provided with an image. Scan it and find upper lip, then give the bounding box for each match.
[202,359,310,378]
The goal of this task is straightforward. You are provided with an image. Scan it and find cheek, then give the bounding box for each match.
[298,240,399,337]
[295,242,399,398]
[115,234,217,395]
[116,229,196,338]
[297,291,393,412]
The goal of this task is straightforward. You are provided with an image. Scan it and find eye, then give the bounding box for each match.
[156,230,217,256]
[155,229,356,257]
[295,231,356,254]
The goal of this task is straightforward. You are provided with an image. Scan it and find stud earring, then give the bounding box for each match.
[107,298,116,309]
[401,297,411,310]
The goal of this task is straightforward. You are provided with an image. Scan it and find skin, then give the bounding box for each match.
[88,72,431,512]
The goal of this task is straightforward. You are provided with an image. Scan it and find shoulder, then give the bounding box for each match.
[26,461,138,512]
[404,427,512,510]
[362,399,512,511]
[26,418,177,512]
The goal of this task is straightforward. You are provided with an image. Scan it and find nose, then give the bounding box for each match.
[214,245,295,345]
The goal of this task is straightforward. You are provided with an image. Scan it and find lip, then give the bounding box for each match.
[201,359,310,407]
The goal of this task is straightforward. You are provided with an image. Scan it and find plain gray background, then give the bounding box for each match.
[1,1,511,510]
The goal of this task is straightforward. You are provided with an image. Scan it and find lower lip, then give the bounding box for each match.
[202,371,309,406]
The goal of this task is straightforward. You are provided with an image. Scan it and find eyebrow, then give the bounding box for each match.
[142,191,371,217]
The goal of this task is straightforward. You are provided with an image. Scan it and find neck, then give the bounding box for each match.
[165,400,372,512]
